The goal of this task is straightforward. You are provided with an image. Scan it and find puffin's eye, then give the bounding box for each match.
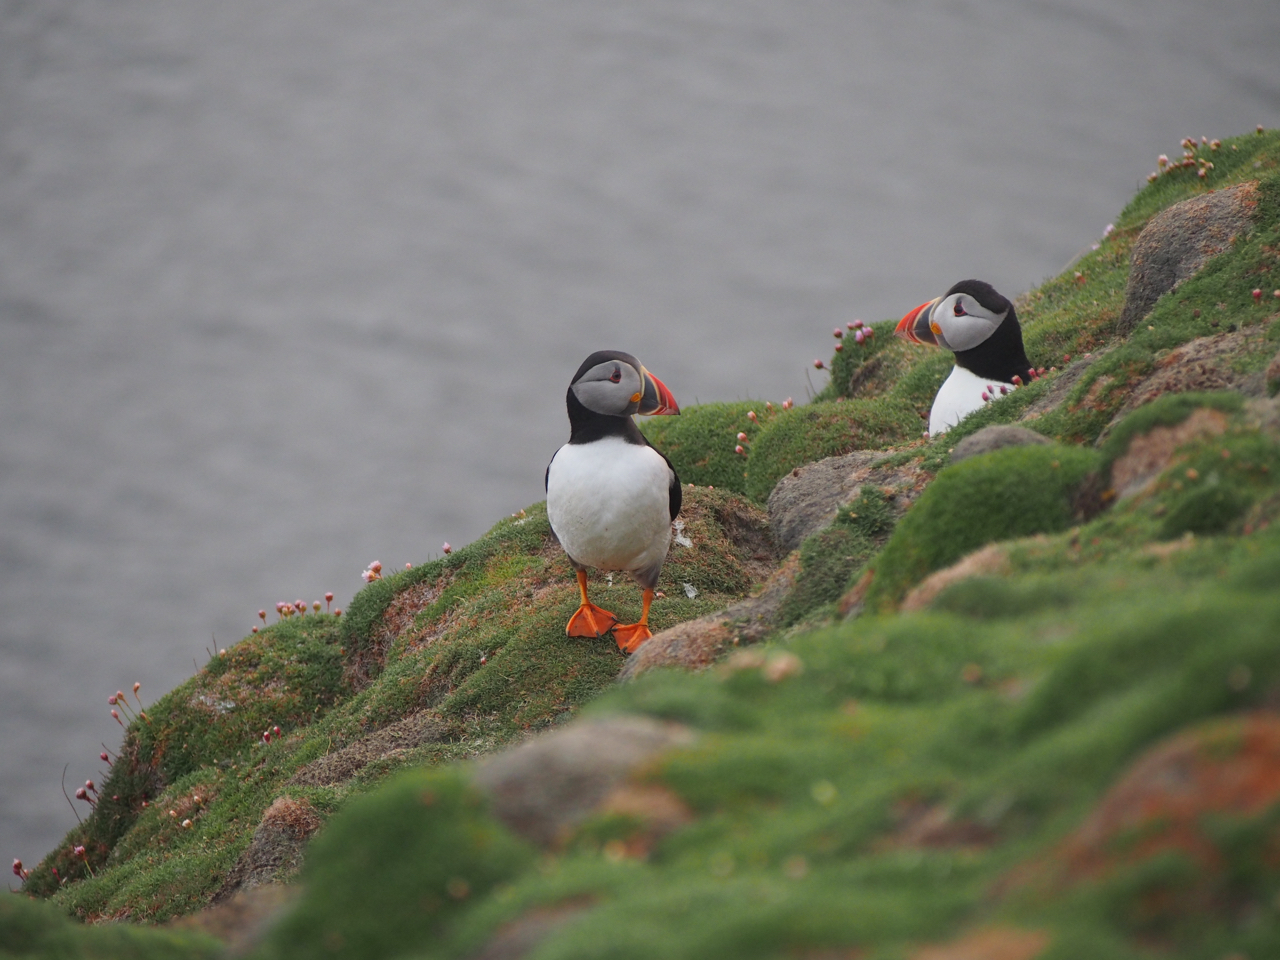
[609,367,621,383]
[953,300,967,317]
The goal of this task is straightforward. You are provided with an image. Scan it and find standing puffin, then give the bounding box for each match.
[894,279,1035,437]
[545,350,681,653]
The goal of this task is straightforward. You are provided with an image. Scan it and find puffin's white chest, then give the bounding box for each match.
[546,437,673,574]
[929,365,1013,437]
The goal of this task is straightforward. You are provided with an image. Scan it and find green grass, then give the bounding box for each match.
[241,521,1280,960]
[31,490,774,922]
[864,443,1103,610]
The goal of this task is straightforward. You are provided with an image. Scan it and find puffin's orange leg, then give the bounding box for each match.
[613,588,655,653]
[566,569,617,638]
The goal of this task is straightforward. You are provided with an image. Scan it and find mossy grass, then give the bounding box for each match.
[864,444,1102,610]
[0,893,219,959]
[1097,390,1245,468]
[258,768,535,960]
[247,522,1280,960]
[775,488,899,628]
[23,614,348,899]
[28,490,774,922]
[638,401,768,494]
[745,398,921,502]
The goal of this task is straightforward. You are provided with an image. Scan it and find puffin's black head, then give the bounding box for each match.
[894,280,1031,382]
[568,350,679,419]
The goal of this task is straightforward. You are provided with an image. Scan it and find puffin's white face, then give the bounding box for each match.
[571,358,646,417]
[928,292,1007,353]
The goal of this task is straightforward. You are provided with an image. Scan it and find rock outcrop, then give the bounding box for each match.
[1118,181,1258,334]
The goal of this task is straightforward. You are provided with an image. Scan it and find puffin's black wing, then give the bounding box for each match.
[648,442,681,522]
[635,429,681,522]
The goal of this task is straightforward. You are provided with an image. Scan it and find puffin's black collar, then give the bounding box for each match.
[953,309,1032,383]
[566,389,647,445]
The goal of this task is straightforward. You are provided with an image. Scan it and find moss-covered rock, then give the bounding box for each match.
[0,894,219,959]
[258,768,533,960]
[864,444,1103,610]
[745,398,922,502]
[775,488,899,627]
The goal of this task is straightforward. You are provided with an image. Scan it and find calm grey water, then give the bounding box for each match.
[2,0,1277,872]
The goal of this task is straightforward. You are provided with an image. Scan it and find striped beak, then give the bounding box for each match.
[637,366,679,416]
[895,297,942,346]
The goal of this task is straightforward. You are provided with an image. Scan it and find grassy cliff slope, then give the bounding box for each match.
[11,128,1280,959]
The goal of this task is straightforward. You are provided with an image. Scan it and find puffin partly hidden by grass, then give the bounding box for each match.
[546,350,681,653]
[895,279,1039,437]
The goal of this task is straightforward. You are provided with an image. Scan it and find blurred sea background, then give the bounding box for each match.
[1,0,1277,872]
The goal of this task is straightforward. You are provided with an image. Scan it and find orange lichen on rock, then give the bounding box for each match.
[1049,712,1280,886]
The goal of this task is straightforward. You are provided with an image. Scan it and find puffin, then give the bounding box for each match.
[894,279,1035,437]
[545,350,681,653]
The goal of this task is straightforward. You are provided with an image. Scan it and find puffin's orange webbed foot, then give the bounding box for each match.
[566,603,617,638]
[612,621,652,653]
[613,586,656,653]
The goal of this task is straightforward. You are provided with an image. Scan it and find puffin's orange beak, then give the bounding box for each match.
[895,298,941,346]
[638,366,679,416]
